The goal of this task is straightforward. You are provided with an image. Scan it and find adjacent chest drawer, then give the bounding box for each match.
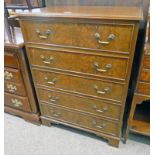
[4,81,26,96]
[38,88,121,120]
[143,56,150,69]
[22,20,133,53]
[136,82,150,95]
[4,68,23,84]
[4,92,31,112]
[33,69,124,102]
[139,69,150,82]
[4,52,19,69]
[28,48,128,81]
[40,103,119,136]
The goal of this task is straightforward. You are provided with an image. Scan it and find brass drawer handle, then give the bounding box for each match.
[50,109,61,117]
[95,33,115,45]
[11,99,23,107]
[52,113,61,117]
[92,120,106,129]
[44,76,57,85]
[94,62,112,72]
[7,84,17,93]
[48,95,59,103]
[4,71,13,80]
[36,29,51,39]
[94,85,110,95]
[92,105,108,113]
[40,55,54,64]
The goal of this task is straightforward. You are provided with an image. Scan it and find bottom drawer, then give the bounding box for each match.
[40,103,119,136]
[137,82,150,95]
[38,88,121,120]
[4,92,31,112]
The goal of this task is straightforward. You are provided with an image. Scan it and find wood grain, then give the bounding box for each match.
[37,88,121,120]
[21,21,134,53]
[4,67,23,84]
[18,6,143,21]
[28,47,128,81]
[32,68,124,102]
[40,103,119,136]
[4,52,20,69]
[4,92,31,112]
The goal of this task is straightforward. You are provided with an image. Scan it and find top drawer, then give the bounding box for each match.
[4,52,19,69]
[21,20,134,53]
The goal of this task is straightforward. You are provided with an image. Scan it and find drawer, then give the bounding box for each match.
[4,81,26,96]
[139,69,150,82]
[38,88,121,120]
[137,82,150,95]
[28,48,128,80]
[33,69,124,102]
[4,92,31,112]
[4,52,19,68]
[143,56,150,69]
[40,103,119,136]
[22,20,133,53]
[4,67,23,84]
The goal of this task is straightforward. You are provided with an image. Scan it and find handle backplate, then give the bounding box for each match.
[95,33,115,45]
[94,85,110,95]
[36,29,51,39]
[94,62,112,72]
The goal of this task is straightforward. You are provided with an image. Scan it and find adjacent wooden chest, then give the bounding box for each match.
[4,29,40,124]
[125,15,150,140]
[18,6,143,147]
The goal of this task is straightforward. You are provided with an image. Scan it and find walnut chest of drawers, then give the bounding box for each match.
[18,6,143,147]
[4,28,40,124]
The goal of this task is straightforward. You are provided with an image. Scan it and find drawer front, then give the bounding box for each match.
[143,56,150,69]
[33,69,124,102]
[28,48,128,80]
[22,20,133,53]
[38,88,121,120]
[4,68,23,84]
[4,92,31,112]
[139,69,150,82]
[137,82,150,95]
[4,53,19,68]
[4,81,26,96]
[40,103,119,136]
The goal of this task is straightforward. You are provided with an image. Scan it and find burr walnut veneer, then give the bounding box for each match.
[4,29,40,124]
[18,6,143,147]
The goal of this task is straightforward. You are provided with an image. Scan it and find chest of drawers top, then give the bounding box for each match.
[18,6,143,20]
[18,7,143,55]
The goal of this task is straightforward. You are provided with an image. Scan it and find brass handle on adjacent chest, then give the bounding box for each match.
[44,76,57,85]
[94,85,110,95]
[95,33,115,45]
[4,71,13,80]
[7,84,17,93]
[40,55,54,64]
[92,105,108,113]
[36,29,51,39]
[48,95,59,103]
[11,99,23,107]
[92,120,106,129]
[94,62,112,72]
[50,109,61,117]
